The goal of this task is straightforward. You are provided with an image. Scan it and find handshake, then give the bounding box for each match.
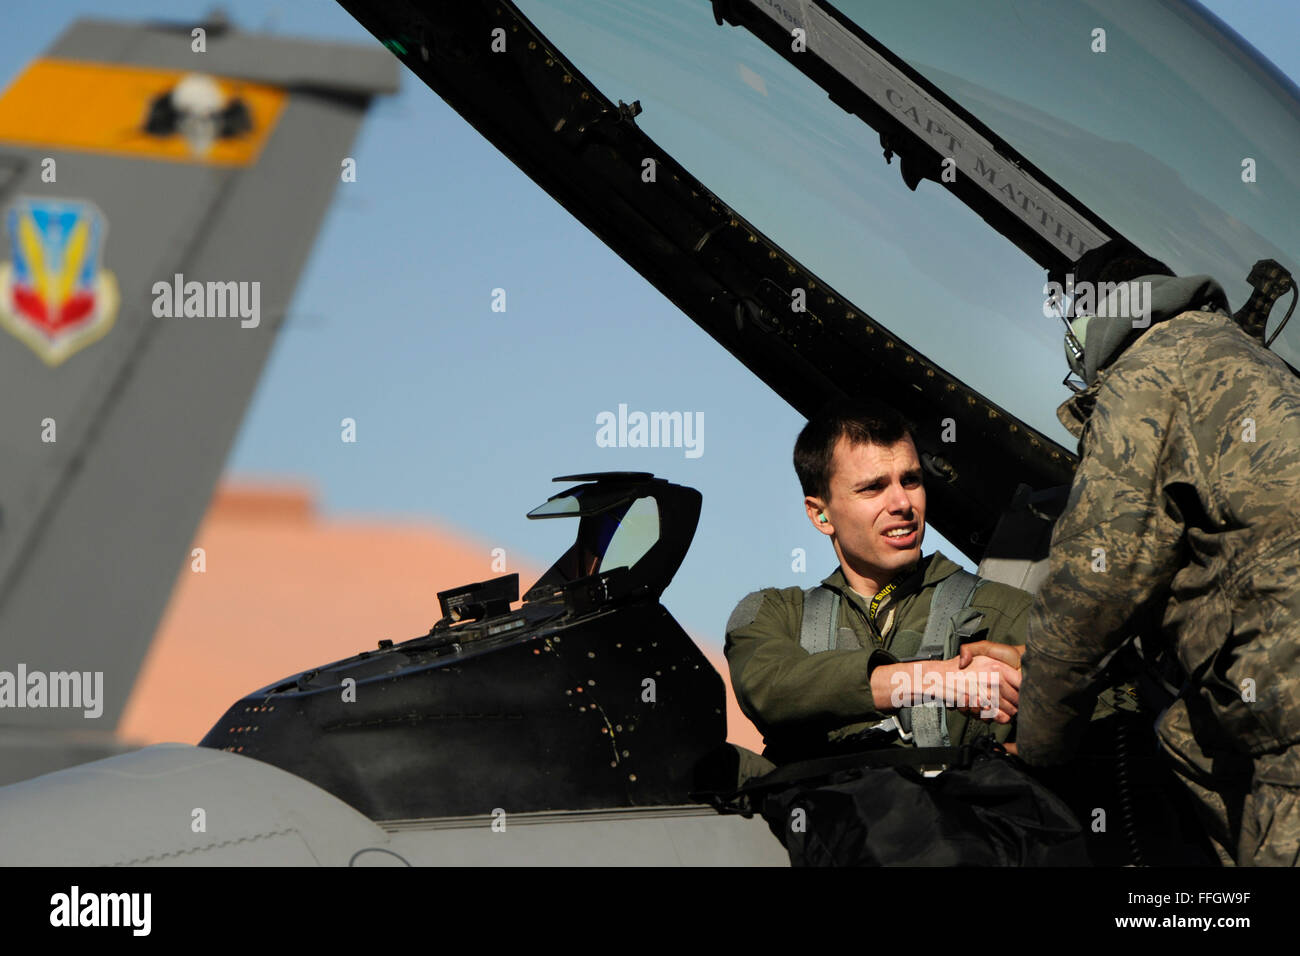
[868,641,1025,726]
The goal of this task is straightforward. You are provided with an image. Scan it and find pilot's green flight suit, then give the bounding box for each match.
[725,552,1032,766]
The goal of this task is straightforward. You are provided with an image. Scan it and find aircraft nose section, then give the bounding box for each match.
[0,743,393,865]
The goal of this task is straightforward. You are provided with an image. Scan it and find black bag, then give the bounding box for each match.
[724,743,1088,866]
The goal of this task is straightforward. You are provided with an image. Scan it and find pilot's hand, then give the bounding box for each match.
[870,656,1020,723]
[958,640,1025,671]
[954,643,1023,723]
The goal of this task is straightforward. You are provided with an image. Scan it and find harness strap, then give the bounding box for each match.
[898,570,981,747]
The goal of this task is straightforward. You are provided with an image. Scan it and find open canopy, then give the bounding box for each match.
[337,0,1299,559]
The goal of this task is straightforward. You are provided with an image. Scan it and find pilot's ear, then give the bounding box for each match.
[805,497,832,534]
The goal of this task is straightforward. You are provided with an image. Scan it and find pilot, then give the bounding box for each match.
[1017,242,1300,866]
[724,396,1030,768]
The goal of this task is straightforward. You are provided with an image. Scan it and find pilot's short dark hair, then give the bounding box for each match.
[793,396,914,502]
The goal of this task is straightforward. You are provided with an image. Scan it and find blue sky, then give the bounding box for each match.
[3,0,1297,650]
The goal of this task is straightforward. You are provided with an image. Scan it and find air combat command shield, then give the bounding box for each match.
[0,197,119,366]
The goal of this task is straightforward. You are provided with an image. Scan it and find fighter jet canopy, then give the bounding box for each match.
[338,0,1300,558]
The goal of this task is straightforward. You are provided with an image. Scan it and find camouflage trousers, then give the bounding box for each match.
[1159,699,1300,866]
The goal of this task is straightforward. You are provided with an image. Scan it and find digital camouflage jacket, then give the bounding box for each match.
[725,552,1031,763]
[1020,310,1300,773]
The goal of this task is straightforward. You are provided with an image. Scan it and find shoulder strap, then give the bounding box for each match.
[799,586,840,655]
[916,569,981,661]
[902,569,982,748]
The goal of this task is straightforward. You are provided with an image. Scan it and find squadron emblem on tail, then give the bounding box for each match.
[0,197,118,365]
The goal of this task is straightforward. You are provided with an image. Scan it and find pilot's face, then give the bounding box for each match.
[812,435,926,591]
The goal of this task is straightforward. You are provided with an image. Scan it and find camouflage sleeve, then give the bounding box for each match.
[724,590,889,737]
[1019,337,1190,765]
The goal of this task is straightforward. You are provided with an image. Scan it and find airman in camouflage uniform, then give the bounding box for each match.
[1019,267,1300,866]
[726,397,1028,768]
